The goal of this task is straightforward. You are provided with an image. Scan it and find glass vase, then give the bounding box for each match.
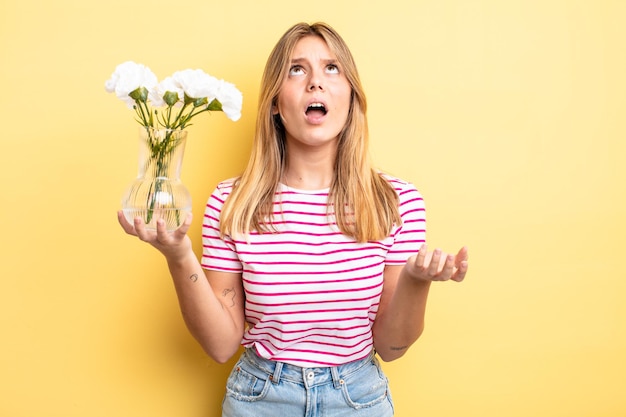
[121,127,192,231]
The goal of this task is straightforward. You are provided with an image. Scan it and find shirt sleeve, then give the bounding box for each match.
[385,180,426,265]
[200,181,243,273]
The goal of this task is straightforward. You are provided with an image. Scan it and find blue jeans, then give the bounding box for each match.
[222,348,394,417]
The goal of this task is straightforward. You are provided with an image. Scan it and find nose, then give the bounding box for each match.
[308,72,324,91]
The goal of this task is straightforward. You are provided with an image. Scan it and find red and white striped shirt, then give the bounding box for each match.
[201,175,426,367]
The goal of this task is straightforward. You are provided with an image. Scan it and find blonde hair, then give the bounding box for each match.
[220,22,401,242]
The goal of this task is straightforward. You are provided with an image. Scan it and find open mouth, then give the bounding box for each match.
[305,102,327,116]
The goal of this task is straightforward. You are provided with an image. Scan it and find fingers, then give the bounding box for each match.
[451,246,469,282]
[117,210,137,236]
[413,245,450,281]
[118,210,193,263]
[427,249,443,277]
[427,250,455,281]
[156,213,193,243]
[133,216,155,242]
[119,211,192,245]
[173,212,193,239]
[456,246,469,264]
[440,253,456,280]
[410,244,469,283]
[414,244,428,268]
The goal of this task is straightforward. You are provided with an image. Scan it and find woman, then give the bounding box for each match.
[119,21,468,417]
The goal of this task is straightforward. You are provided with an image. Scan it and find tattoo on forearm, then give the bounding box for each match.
[189,273,198,283]
[222,287,236,308]
[390,345,409,351]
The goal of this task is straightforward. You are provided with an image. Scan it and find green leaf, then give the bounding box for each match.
[129,86,149,103]
[207,98,222,111]
[193,97,208,107]
[163,91,179,106]
[183,93,194,105]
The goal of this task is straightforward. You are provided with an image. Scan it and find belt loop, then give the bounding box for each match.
[330,365,343,389]
[270,361,283,384]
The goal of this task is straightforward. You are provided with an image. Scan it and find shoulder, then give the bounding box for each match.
[378,173,426,224]
[213,177,239,198]
[206,177,240,210]
[378,172,422,200]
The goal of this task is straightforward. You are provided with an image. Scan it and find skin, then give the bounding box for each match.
[118,34,469,364]
[373,245,468,361]
[273,35,352,190]
[118,212,245,363]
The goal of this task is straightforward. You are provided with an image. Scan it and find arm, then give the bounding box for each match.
[372,244,468,362]
[118,211,245,364]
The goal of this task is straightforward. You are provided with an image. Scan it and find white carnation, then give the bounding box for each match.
[215,79,243,121]
[104,61,157,108]
[106,61,243,129]
[172,69,219,101]
[149,76,184,108]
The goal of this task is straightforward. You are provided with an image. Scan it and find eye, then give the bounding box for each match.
[289,65,305,76]
[326,64,339,74]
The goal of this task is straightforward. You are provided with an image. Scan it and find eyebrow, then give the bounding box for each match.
[290,57,338,65]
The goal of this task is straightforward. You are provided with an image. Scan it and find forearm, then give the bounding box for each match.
[166,251,244,363]
[117,212,245,363]
[372,267,431,362]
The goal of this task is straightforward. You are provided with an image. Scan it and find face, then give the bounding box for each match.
[273,35,352,151]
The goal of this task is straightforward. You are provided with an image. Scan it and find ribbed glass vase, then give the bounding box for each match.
[121,127,191,231]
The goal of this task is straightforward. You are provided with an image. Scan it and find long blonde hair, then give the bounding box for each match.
[220,22,400,242]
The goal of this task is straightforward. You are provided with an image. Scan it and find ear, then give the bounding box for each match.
[271,98,280,115]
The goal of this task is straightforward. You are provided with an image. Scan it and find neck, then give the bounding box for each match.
[282,170,332,190]
[282,143,336,190]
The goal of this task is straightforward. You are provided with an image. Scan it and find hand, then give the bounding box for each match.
[405,244,468,283]
[117,210,193,261]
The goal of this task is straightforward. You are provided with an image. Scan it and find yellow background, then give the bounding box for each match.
[1,0,624,416]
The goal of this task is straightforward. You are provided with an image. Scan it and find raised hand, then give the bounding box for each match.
[404,244,469,283]
[117,210,194,261]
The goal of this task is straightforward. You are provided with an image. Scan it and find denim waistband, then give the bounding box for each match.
[240,348,377,390]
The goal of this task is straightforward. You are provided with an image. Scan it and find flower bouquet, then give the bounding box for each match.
[105,61,242,230]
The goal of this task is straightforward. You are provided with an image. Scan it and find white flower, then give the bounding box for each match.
[106,61,243,129]
[150,76,184,108]
[104,61,158,108]
[214,79,243,121]
[172,69,219,101]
